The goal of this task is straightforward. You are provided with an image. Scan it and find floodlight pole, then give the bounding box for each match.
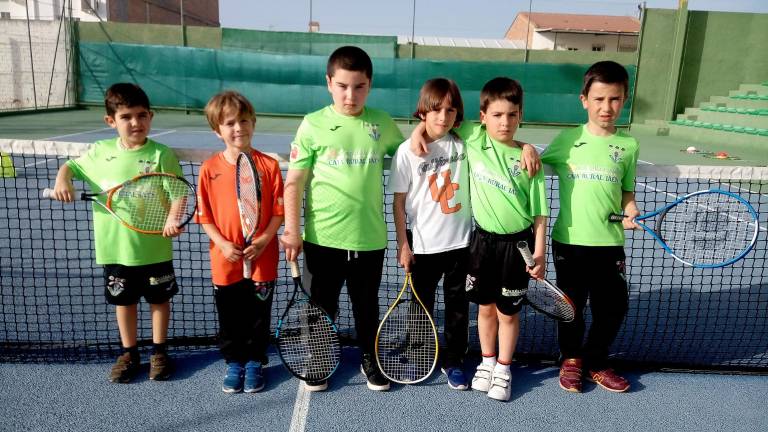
[410,0,416,59]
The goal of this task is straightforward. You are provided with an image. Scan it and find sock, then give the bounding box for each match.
[124,345,140,362]
[481,353,497,367]
[152,342,167,355]
[495,359,511,375]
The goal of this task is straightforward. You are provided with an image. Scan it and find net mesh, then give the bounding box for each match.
[1,140,766,372]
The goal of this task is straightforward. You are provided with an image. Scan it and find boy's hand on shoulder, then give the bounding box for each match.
[520,143,542,176]
[409,122,429,156]
[219,240,243,262]
[397,241,415,273]
[280,231,303,262]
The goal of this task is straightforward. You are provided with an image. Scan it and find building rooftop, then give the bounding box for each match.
[398,35,525,49]
[519,12,640,34]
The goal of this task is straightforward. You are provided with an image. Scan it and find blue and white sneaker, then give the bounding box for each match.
[222,362,244,393]
[244,361,265,393]
[442,367,469,390]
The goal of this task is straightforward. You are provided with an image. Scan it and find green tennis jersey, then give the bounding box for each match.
[541,125,639,246]
[456,123,548,234]
[67,137,183,265]
[289,105,404,250]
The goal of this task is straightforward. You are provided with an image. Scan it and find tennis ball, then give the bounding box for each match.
[715,151,729,159]
[686,146,697,153]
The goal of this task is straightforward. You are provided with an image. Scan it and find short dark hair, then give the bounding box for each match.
[104,83,150,117]
[204,90,256,132]
[413,78,464,125]
[326,46,373,79]
[480,77,523,113]
[581,61,629,97]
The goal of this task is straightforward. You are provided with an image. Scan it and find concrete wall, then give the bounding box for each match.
[0,20,75,110]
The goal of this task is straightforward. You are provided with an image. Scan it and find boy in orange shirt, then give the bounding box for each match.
[196,91,285,393]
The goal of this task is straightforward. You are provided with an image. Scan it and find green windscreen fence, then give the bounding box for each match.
[222,29,398,58]
[78,42,634,124]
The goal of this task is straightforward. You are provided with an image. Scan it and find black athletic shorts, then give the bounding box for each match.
[103,261,178,306]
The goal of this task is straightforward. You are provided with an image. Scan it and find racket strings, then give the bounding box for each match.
[660,193,756,264]
[277,301,340,380]
[111,176,194,231]
[377,300,437,383]
[526,280,575,321]
[236,158,261,236]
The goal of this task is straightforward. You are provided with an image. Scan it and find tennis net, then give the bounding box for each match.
[1,139,766,371]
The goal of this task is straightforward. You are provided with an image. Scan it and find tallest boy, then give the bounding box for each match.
[281,46,404,392]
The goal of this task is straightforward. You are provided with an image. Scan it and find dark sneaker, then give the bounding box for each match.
[109,352,140,383]
[304,379,328,392]
[360,354,390,391]
[587,368,630,393]
[441,367,468,390]
[559,358,583,393]
[244,361,265,393]
[222,362,244,393]
[149,352,173,381]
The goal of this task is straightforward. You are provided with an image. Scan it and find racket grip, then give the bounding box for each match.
[516,241,536,268]
[608,213,626,222]
[42,188,54,199]
[289,260,300,278]
[243,259,253,279]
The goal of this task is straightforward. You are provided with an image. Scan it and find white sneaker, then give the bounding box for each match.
[471,363,494,392]
[487,370,511,401]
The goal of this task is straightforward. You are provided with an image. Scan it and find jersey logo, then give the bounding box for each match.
[507,158,521,178]
[138,159,155,173]
[105,156,117,162]
[481,143,493,150]
[107,275,126,297]
[574,141,588,148]
[465,274,476,292]
[608,144,626,163]
[209,173,222,181]
[364,122,381,141]
[290,145,299,161]
[428,169,461,214]
[330,125,342,131]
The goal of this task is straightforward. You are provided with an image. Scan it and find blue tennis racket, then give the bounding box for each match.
[610,189,759,268]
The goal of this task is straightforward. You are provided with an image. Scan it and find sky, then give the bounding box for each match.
[220,0,768,39]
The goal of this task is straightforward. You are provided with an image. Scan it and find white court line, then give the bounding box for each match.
[43,127,112,141]
[148,129,176,138]
[289,383,310,432]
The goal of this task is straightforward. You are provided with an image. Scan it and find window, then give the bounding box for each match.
[0,12,10,20]
[591,44,605,52]
[567,47,578,51]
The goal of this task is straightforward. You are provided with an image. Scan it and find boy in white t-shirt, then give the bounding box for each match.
[389,78,472,390]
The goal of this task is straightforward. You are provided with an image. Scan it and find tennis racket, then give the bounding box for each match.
[375,273,439,384]
[516,241,576,322]
[236,151,261,278]
[609,189,759,268]
[43,173,196,234]
[275,260,341,382]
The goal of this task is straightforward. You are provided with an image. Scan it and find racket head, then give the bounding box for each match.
[375,274,439,384]
[523,278,576,322]
[516,241,576,322]
[654,189,759,267]
[276,261,341,381]
[104,173,196,234]
[235,152,261,244]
